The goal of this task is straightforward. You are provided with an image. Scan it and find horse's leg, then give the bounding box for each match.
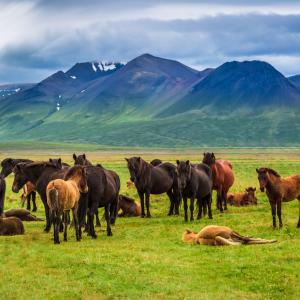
[183,196,188,222]
[217,192,224,213]
[270,201,276,228]
[72,207,80,241]
[138,191,145,218]
[190,197,195,221]
[88,202,98,239]
[44,202,51,233]
[277,200,283,228]
[197,197,202,220]
[95,209,101,227]
[208,194,213,219]
[26,194,31,211]
[54,212,60,244]
[145,192,151,218]
[223,190,228,211]
[167,190,174,216]
[32,192,37,212]
[63,211,68,241]
[104,204,113,236]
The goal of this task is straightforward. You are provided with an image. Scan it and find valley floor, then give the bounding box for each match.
[0,148,300,299]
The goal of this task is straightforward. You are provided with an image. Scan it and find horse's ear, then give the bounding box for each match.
[49,158,53,163]
[176,160,180,165]
[256,168,259,174]
[83,153,86,160]
[125,158,129,162]
[186,160,190,165]
[203,152,206,156]
[58,158,62,167]
[253,187,256,191]
[245,188,249,192]
[73,153,77,161]
[212,152,215,157]
[137,157,141,162]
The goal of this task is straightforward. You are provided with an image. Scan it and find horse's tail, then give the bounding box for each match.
[231,231,277,245]
[48,186,59,215]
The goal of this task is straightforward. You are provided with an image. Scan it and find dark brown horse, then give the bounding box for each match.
[256,167,300,228]
[73,153,92,166]
[202,153,234,212]
[3,208,43,221]
[126,157,179,217]
[0,216,25,235]
[0,174,5,217]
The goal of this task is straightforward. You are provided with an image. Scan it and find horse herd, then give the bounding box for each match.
[0,152,299,245]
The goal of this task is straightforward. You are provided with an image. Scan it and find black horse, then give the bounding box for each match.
[77,165,120,239]
[150,159,162,166]
[73,153,92,166]
[126,157,179,217]
[176,160,213,222]
[12,160,67,232]
[1,158,37,211]
[0,174,6,216]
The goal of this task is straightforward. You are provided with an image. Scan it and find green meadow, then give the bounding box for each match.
[0,148,299,299]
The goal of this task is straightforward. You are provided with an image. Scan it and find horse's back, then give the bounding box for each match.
[215,160,234,188]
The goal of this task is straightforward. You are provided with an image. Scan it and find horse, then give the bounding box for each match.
[150,159,162,166]
[176,160,213,222]
[256,167,300,228]
[21,181,37,212]
[0,174,5,217]
[202,152,234,212]
[12,160,67,232]
[77,165,120,239]
[46,165,88,244]
[3,208,43,221]
[118,195,141,217]
[0,158,37,212]
[182,225,276,246]
[125,157,179,217]
[73,153,92,166]
[227,187,257,206]
[0,216,25,235]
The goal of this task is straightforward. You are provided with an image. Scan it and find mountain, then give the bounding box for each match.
[288,74,300,88]
[160,60,300,116]
[0,55,299,147]
[0,83,34,99]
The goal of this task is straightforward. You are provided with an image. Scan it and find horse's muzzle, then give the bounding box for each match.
[12,185,20,193]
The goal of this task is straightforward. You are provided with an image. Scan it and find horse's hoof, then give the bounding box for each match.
[107,232,113,236]
[141,215,145,218]
[54,240,60,244]
[91,234,97,239]
[44,228,50,233]
[146,215,151,218]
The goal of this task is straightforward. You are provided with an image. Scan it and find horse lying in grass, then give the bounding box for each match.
[176,160,213,222]
[46,165,88,244]
[256,167,300,228]
[227,187,257,206]
[3,209,43,221]
[0,216,25,235]
[182,225,276,246]
[118,195,141,217]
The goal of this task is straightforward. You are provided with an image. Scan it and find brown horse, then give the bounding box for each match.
[118,195,141,217]
[46,166,88,244]
[182,225,276,246]
[202,152,234,212]
[227,187,257,206]
[256,167,300,228]
[4,208,43,221]
[0,217,25,235]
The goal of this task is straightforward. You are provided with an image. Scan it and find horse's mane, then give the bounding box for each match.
[24,161,58,169]
[265,168,281,178]
[64,166,83,180]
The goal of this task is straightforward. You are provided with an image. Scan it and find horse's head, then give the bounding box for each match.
[125,157,143,182]
[49,158,62,169]
[64,165,88,193]
[256,168,269,192]
[73,153,91,166]
[176,160,192,190]
[0,158,14,177]
[12,163,29,193]
[202,152,216,166]
[245,187,257,204]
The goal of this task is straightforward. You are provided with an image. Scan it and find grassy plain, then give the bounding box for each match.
[0,148,299,299]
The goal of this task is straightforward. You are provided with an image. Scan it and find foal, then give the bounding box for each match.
[256,167,300,228]
[46,166,88,244]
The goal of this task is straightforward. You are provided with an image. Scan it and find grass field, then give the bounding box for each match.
[0,149,300,299]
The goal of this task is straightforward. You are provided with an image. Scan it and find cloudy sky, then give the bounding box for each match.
[1,0,300,83]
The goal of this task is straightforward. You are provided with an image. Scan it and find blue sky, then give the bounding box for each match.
[0,0,300,83]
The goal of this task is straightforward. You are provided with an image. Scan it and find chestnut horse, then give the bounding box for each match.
[46,165,88,244]
[256,167,300,228]
[202,152,234,212]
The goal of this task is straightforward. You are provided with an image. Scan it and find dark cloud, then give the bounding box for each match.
[0,1,300,83]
